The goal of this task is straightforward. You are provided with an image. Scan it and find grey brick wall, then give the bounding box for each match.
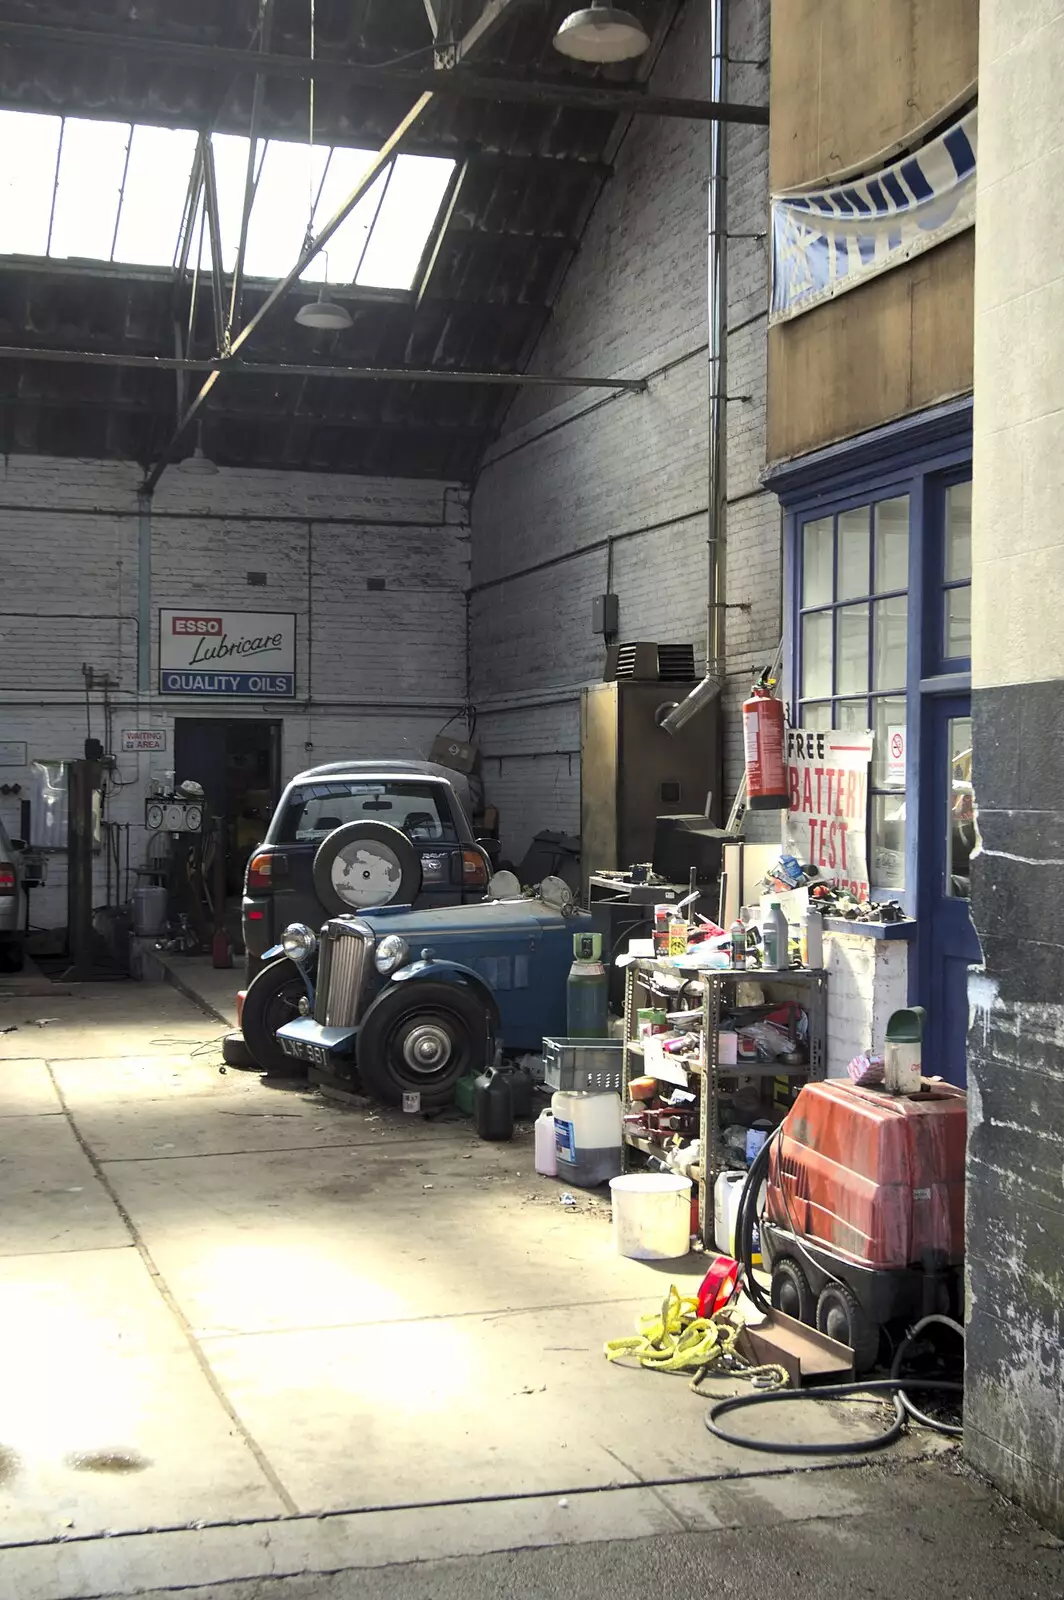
[0,456,468,926]
[469,0,778,863]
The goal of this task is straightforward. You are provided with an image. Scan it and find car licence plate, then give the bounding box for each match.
[280,1036,329,1067]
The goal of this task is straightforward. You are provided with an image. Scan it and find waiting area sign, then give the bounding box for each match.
[158,610,296,696]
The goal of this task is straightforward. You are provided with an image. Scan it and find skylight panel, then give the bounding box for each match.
[112,124,199,267]
[206,133,266,274]
[0,111,61,256]
[355,154,455,290]
[302,145,383,283]
[50,118,130,261]
[244,137,331,280]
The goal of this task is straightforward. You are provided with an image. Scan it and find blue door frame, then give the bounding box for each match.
[768,397,977,1080]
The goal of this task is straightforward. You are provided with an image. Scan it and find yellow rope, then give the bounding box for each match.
[604,1285,788,1392]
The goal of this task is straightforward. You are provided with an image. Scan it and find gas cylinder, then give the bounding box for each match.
[474,1064,514,1142]
[742,678,789,810]
[566,931,609,1038]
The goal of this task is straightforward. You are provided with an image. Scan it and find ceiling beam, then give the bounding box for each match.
[227,0,275,344]
[0,18,769,125]
[0,344,645,391]
[435,0,526,70]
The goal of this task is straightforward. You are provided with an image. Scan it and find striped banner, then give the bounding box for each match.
[770,108,977,324]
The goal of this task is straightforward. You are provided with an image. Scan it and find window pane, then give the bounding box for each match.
[947,716,974,898]
[113,125,198,266]
[800,702,831,731]
[356,153,455,289]
[244,137,330,281]
[801,611,832,699]
[305,147,386,282]
[802,517,833,608]
[945,586,971,659]
[0,111,61,255]
[872,794,906,890]
[873,596,907,689]
[836,604,869,694]
[945,481,972,581]
[50,118,130,260]
[836,698,869,731]
[837,507,870,600]
[872,695,906,788]
[874,496,909,593]
[207,133,265,273]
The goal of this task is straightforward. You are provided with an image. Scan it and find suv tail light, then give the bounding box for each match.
[0,863,15,896]
[461,848,489,890]
[246,852,275,894]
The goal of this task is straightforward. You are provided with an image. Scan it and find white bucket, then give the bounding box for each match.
[609,1173,692,1260]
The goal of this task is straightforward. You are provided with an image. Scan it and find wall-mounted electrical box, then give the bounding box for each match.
[592,593,619,636]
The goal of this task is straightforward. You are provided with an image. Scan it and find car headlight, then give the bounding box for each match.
[375,934,410,975]
[282,923,318,962]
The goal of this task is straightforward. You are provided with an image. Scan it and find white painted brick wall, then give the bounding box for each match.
[468,0,777,861]
[0,456,468,927]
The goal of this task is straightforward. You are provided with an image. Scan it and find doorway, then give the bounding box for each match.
[917,695,981,1085]
[173,719,282,924]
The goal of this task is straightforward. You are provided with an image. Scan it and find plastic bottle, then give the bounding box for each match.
[474,1064,514,1141]
[802,907,824,970]
[535,1109,558,1176]
[551,1089,622,1187]
[762,899,789,970]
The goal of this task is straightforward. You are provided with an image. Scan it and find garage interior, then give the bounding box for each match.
[2,3,1064,1598]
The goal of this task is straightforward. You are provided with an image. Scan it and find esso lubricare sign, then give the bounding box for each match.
[158,609,296,697]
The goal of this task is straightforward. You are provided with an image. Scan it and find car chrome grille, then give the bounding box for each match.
[315,923,369,1027]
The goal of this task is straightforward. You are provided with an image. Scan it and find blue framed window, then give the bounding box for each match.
[769,397,974,913]
[796,491,910,890]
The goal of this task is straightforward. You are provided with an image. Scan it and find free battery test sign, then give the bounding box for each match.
[159,611,295,697]
[783,726,873,899]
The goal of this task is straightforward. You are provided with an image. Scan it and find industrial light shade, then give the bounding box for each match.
[295,289,353,330]
[178,443,218,475]
[553,3,650,62]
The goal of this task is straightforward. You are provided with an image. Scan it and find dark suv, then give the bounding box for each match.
[233,760,490,1072]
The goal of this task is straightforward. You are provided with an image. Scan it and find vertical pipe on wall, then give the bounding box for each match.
[136,490,151,693]
[706,0,728,681]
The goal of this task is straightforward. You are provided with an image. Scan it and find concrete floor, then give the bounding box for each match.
[0,967,1043,1600]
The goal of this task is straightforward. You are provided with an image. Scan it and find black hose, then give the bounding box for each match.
[890,1313,965,1436]
[704,1377,963,1455]
[734,1130,774,1314]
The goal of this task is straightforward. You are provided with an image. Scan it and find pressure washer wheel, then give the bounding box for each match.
[815,1279,880,1373]
[770,1255,815,1325]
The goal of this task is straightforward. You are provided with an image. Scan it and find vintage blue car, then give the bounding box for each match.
[273,894,591,1106]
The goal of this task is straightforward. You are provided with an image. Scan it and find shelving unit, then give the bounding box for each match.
[621,958,827,1248]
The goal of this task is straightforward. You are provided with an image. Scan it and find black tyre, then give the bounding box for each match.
[312,821,422,916]
[816,1279,880,1373]
[357,980,493,1109]
[241,957,307,1075]
[770,1256,815,1325]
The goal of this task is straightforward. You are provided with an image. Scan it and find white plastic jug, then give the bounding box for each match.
[535,1109,557,1176]
[713,1170,747,1255]
[609,1173,692,1260]
[551,1090,622,1188]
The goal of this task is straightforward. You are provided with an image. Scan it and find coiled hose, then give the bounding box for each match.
[714,1134,965,1453]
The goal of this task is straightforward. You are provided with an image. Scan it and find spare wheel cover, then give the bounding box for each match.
[312,821,422,914]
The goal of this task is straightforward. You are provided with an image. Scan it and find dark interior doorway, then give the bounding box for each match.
[173,719,282,915]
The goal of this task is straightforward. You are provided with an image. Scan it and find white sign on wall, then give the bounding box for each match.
[158,610,295,697]
[886,725,907,787]
[782,727,874,900]
[121,729,167,752]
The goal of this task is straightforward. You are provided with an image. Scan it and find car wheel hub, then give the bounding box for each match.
[402,1022,453,1074]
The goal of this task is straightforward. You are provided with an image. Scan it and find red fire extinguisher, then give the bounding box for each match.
[743,670,789,810]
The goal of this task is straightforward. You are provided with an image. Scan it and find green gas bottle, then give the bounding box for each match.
[566,930,609,1038]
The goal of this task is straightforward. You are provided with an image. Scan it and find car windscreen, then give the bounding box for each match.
[274,781,459,845]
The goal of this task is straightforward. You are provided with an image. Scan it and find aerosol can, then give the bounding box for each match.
[566,931,608,1038]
